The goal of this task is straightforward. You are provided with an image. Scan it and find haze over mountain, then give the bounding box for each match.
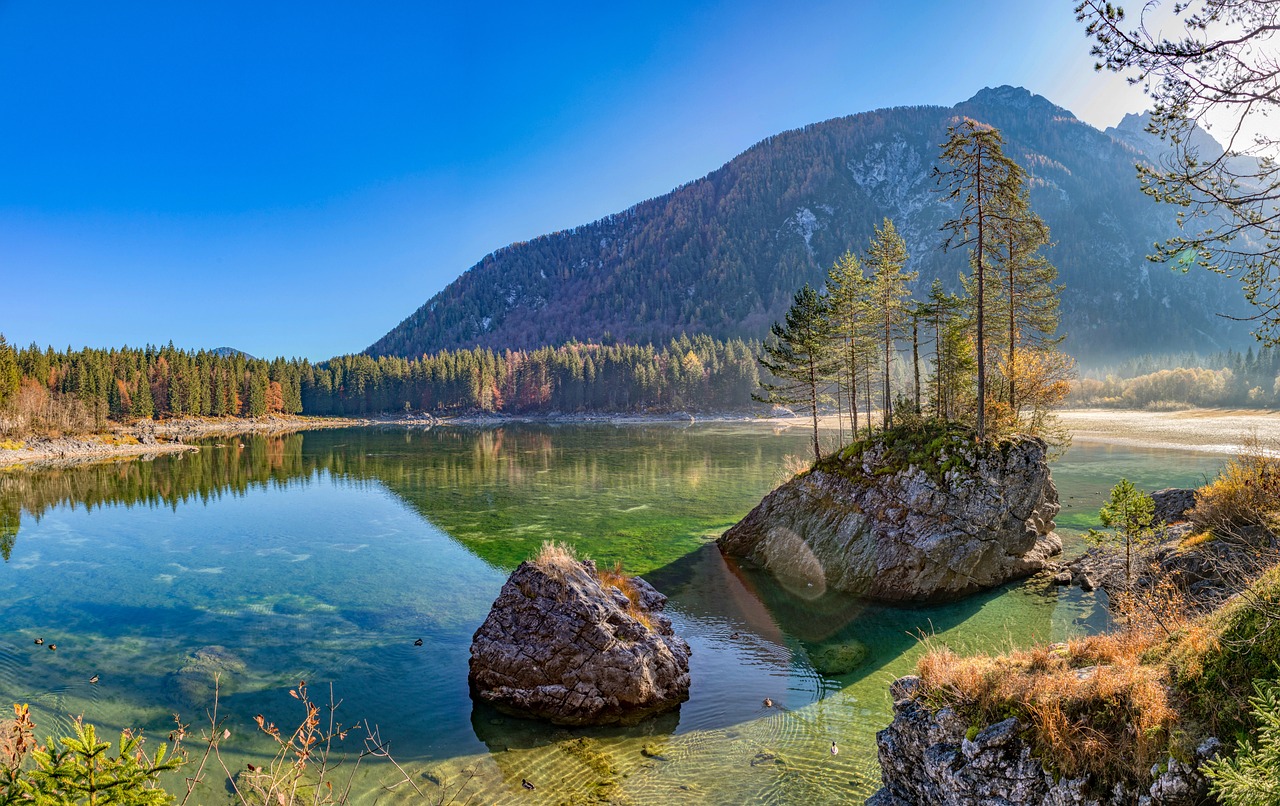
[368,86,1254,365]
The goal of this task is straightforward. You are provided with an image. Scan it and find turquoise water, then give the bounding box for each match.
[0,426,1225,803]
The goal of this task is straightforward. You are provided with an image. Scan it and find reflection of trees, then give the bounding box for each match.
[2,426,807,573]
[1,493,17,562]
[0,434,310,561]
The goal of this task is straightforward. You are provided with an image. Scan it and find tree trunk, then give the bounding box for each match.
[912,317,921,414]
[884,319,892,431]
[808,356,821,462]
[975,147,987,442]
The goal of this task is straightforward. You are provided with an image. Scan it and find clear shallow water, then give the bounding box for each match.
[0,426,1225,804]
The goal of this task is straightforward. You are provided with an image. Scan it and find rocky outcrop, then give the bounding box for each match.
[468,557,691,726]
[1152,488,1197,525]
[718,431,1061,603]
[870,676,1220,806]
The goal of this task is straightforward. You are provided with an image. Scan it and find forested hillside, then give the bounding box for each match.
[0,335,762,435]
[368,86,1253,364]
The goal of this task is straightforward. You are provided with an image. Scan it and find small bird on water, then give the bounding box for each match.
[762,697,773,708]
[830,741,839,756]
[521,778,535,791]
[88,674,99,684]
[48,644,56,651]
[33,638,43,645]
[414,638,424,646]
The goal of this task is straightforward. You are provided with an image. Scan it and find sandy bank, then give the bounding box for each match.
[1056,408,1280,453]
[0,414,362,470]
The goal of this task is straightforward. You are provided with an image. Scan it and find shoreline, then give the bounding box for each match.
[5,407,1280,470]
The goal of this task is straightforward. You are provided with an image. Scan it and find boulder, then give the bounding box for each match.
[718,430,1061,603]
[468,555,691,726]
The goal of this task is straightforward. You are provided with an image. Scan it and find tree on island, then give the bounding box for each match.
[825,250,875,438]
[755,284,837,462]
[985,162,1063,413]
[936,119,1019,441]
[1076,0,1280,342]
[866,219,916,429]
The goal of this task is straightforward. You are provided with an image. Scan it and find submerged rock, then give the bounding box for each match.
[165,645,246,707]
[870,675,1219,805]
[809,640,869,676]
[468,554,691,726]
[718,428,1061,603]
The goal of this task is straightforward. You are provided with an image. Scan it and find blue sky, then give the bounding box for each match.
[0,1,1146,360]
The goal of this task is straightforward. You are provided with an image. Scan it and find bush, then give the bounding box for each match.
[1190,437,1280,533]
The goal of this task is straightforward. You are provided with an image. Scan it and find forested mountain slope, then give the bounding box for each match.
[368,86,1253,364]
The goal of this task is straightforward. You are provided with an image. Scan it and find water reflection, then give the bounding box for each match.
[0,426,1227,804]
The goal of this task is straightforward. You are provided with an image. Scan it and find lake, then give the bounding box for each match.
[0,424,1226,804]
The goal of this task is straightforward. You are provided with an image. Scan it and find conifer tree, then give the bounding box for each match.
[866,219,916,428]
[756,284,837,461]
[0,335,19,408]
[988,164,1063,412]
[825,251,875,437]
[936,120,1018,440]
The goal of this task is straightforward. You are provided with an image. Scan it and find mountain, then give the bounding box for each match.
[368,86,1254,365]
[209,346,256,360]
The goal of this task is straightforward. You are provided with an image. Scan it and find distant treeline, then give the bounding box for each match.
[0,334,762,435]
[1070,347,1280,409]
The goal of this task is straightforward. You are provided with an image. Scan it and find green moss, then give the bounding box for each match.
[817,419,994,486]
[965,724,981,742]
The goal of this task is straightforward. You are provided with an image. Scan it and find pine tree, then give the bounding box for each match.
[0,335,19,408]
[988,164,1063,412]
[936,120,1018,440]
[825,251,875,437]
[756,284,838,461]
[866,219,916,428]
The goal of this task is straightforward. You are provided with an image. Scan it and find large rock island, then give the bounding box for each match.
[469,543,691,726]
[718,424,1062,602]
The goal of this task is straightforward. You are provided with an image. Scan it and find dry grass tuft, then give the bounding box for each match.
[596,561,653,631]
[533,540,580,576]
[917,629,1180,789]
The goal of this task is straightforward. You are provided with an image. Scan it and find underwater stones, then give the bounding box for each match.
[468,557,691,726]
[165,645,246,706]
[719,433,1061,603]
[809,640,870,676]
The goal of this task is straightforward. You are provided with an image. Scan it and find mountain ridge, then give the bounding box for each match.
[368,86,1253,364]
